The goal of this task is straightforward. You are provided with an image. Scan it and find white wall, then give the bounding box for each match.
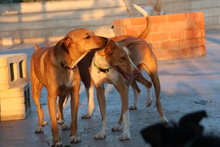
[0,0,219,44]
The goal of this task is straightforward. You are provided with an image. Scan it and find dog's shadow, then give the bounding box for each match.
[141,110,220,147]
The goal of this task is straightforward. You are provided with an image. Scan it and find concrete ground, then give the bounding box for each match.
[0,30,220,147]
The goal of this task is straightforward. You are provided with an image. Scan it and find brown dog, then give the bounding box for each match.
[30,28,108,146]
[79,5,168,140]
[79,4,152,119]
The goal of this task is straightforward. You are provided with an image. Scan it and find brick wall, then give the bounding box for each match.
[114,12,206,60]
[0,0,219,45]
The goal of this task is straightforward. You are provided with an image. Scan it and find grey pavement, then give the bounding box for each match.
[0,30,220,147]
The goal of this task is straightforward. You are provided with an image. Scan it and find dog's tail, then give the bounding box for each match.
[34,44,39,50]
[133,4,152,40]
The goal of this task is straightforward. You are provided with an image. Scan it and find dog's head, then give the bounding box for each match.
[141,111,207,147]
[57,28,108,54]
[104,39,140,81]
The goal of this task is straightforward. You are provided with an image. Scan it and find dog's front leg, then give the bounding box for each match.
[69,81,81,144]
[48,95,62,147]
[81,84,94,119]
[94,84,107,140]
[114,82,131,141]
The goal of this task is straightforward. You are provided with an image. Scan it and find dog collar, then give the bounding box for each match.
[61,62,77,70]
[93,62,112,73]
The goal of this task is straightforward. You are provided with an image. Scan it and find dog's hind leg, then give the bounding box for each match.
[94,84,107,140]
[129,81,141,110]
[81,84,94,119]
[140,63,168,124]
[79,62,95,119]
[113,81,131,141]
[57,95,70,130]
[133,73,153,107]
[31,79,48,133]
[47,93,62,146]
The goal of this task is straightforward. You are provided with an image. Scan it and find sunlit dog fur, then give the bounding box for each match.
[88,5,168,141]
[30,28,108,147]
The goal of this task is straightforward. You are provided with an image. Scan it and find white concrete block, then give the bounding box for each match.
[0,54,28,90]
[0,83,31,121]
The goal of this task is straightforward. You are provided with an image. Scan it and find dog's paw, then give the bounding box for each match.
[57,120,70,130]
[42,121,49,127]
[70,136,81,144]
[61,123,70,130]
[52,141,62,147]
[81,114,92,119]
[112,126,122,132]
[129,106,137,110]
[146,100,152,107]
[94,132,106,140]
[119,132,131,141]
[35,126,44,133]
[162,117,169,125]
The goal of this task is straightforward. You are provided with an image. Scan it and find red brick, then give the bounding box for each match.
[150,42,160,50]
[196,46,206,56]
[184,21,197,29]
[180,48,192,58]
[123,27,139,36]
[168,50,181,59]
[154,50,169,60]
[196,20,205,29]
[113,27,124,36]
[195,12,205,20]
[179,39,197,48]
[186,29,205,39]
[151,24,160,33]
[168,13,186,22]
[152,15,168,24]
[170,31,186,40]
[130,17,146,26]
[160,41,179,50]
[149,32,169,42]
[113,19,122,27]
[122,18,131,27]
[186,12,204,20]
[197,37,206,46]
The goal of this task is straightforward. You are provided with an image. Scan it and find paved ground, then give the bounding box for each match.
[0,30,220,147]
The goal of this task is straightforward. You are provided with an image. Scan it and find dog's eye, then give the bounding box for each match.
[85,35,91,39]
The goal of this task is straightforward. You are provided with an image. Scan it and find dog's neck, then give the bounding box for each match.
[93,50,111,70]
[54,41,86,69]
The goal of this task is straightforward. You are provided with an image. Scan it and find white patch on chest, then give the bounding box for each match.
[91,53,119,85]
[59,71,75,87]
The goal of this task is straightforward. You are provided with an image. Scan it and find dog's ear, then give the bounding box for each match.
[63,37,73,48]
[179,110,207,127]
[34,44,39,50]
[105,40,115,55]
[141,123,167,147]
[57,37,73,54]
[127,40,141,49]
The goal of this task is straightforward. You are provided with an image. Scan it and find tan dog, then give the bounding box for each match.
[82,5,168,140]
[80,4,152,119]
[30,28,108,146]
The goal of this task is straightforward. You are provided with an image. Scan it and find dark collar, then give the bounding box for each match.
[61,62,77,70]
[93,62,112,73]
